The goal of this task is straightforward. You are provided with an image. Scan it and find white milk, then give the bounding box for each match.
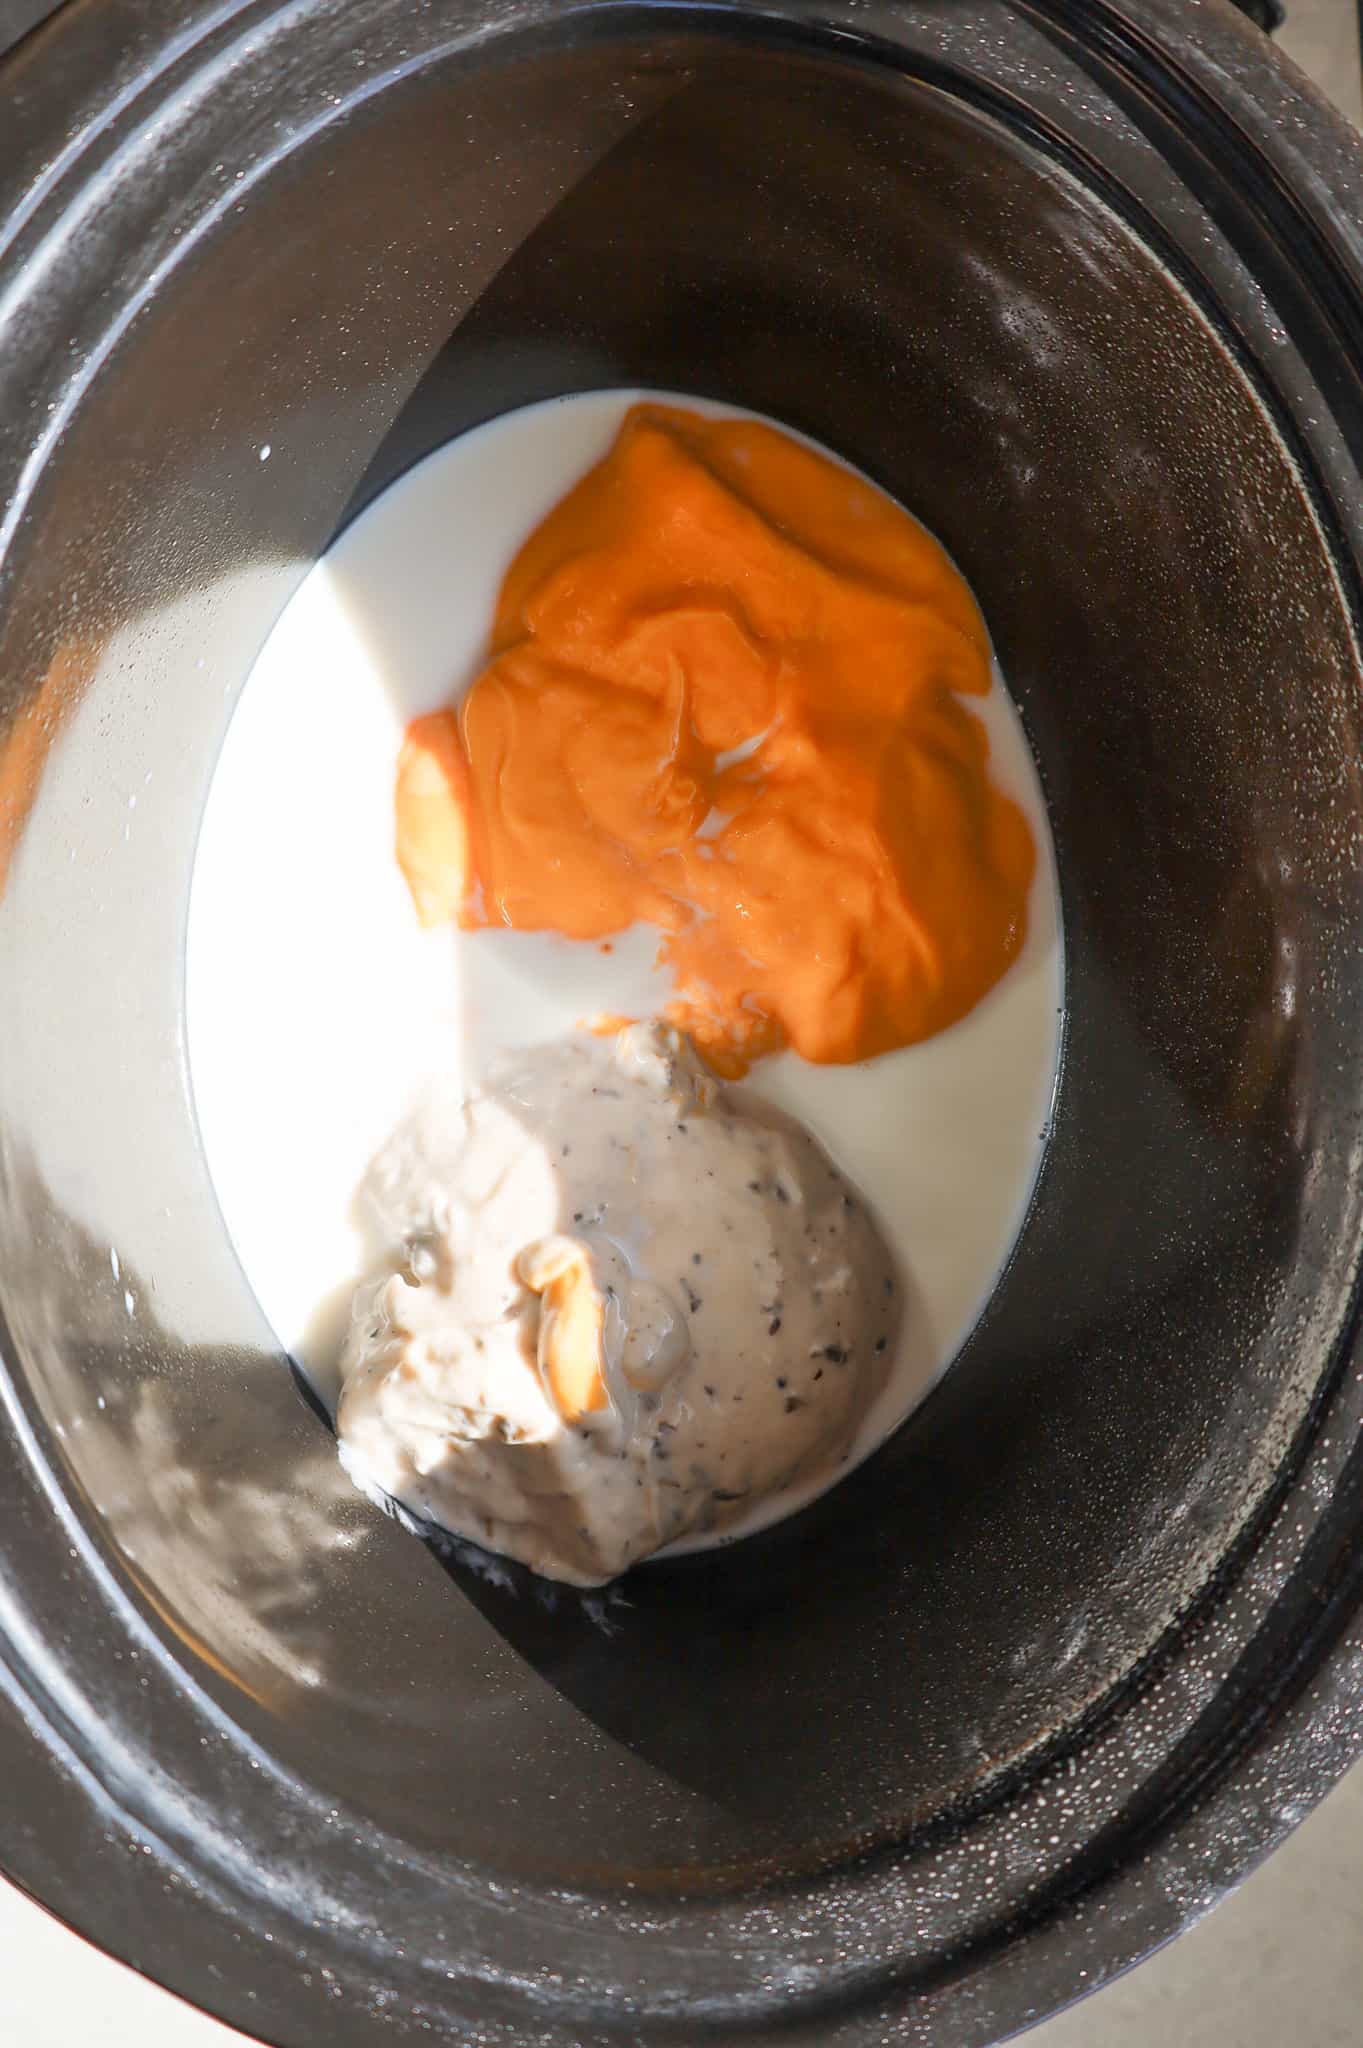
[185,390,1064,1554]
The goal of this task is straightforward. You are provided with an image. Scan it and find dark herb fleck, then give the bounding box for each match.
[784,1397,805,1415]
[875,1337,887,1354]
[824,1344,847,1363]
[768,1316,782,1335]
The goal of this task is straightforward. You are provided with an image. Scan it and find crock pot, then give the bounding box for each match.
[3,2,1363,2043]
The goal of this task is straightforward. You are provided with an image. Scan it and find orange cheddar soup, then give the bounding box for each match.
[395,403,1034,1076]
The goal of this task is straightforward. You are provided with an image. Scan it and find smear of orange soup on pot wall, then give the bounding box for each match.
[395,402,1035,1077]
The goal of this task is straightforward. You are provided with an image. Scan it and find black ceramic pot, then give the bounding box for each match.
[3,2,1363,2043]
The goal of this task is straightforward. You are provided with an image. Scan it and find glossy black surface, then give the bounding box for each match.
[1,3,1363,2043]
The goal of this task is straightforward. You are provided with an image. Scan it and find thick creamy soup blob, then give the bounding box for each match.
[339,1025,899,1586]
[187,390,1063,1587]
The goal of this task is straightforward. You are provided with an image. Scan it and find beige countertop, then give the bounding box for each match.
[1278,0,1362,120]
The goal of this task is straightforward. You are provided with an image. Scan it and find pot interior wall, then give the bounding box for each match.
[1,18,1361,1893]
